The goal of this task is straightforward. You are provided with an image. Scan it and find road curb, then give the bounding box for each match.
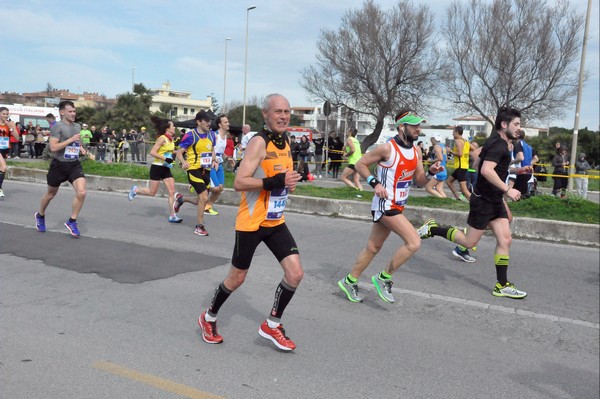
[7,166,599,247]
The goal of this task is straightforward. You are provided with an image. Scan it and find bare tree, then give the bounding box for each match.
[300,0,441,150]
[440,0,585,126]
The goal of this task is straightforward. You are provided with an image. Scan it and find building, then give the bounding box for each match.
[290,105,374,139]
[453,114,547,138]
[292,106,549,146]
[12,89,116,109]
[149,82,212,121]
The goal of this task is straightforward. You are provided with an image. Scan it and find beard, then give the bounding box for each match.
[395,130,417,149]
[506,129,520,140]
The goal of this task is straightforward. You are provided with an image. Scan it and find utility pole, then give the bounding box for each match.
[567,0,592,192]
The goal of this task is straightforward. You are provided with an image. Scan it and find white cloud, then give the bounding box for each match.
[1,0,597,129]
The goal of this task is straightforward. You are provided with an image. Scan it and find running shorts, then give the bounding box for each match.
[149,164,173,181]
[210,163,225,187]
[451,168,467,182]
[47,159,85,187]
[232,223,299,270]
[467,195,508,230]
[187,168,210,195]
[371,209,403,222]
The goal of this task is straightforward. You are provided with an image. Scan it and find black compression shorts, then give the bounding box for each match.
[232,223,299,270]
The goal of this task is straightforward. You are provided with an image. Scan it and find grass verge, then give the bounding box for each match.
[9,160,599,224]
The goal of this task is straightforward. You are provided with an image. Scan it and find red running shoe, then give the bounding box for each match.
[258,320,296,351]
[173,192,183,213]
[198,311,223,344]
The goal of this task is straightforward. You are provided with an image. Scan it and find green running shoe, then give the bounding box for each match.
[417,218,438,239]
[338,278,363,302]
[492,282,527,299]
[371,274,395,303]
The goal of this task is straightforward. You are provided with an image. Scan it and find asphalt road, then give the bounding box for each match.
[1,180,598,399]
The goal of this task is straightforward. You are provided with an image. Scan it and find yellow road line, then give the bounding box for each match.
[93,360,226,399]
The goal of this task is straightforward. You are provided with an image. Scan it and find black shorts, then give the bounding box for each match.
[514,174,531,195]
[232,223,299,270]
[346,164,356,170]
[47,159,85,187]
[451,168,467,182]
[467,195,508,230]
[149,164,173,181]
[187,168,210,194]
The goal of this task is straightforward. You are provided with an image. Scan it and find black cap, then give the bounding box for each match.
[195,110,211,121]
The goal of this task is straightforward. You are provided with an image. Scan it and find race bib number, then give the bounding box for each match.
[200,152,212,168]
[64,142,80,159]
[394,181,411,206]
[0,137,8,149]
[266,188,289,220]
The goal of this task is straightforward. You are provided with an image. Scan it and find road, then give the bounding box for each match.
[1,179,598,399]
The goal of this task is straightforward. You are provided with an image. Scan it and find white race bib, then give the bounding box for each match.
[394,181,411,206]
[64,142,80,159]
[0,137,8,150]
[200,152,212,168]
[266,188,289,220]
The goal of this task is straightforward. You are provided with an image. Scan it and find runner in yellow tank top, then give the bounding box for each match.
[127,116,181,223]
[198,94,305,352]
[447,126,471,201]
[340,128,363,190]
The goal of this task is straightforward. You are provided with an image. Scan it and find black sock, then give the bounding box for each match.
[429,226,450,238]
[496,266,508,286]
[208,282,232,317]
[69,218,76,223]
[269,280,296,321]
[495,254,509,285]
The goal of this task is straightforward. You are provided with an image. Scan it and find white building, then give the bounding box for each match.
[149,82,212,121]
[453,114,547,138]
[290,105,374,140]
[292,106,547,144]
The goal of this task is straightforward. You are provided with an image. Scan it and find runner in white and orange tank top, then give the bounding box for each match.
[337,109,443,304]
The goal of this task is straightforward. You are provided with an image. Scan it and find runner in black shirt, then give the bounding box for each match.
[417,106,527,299]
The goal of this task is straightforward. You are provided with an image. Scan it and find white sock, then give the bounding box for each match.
[267,319,280,329]
[204,312,216,322]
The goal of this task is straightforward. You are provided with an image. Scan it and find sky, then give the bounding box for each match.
[2,0,598,130]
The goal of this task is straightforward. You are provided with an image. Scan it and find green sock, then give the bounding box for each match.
[494,254,509,266]
[345,274,358,284]
[458,245,467,251]
[446,227,459,242]
[379,271,392,280]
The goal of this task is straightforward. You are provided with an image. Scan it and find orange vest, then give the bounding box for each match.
[235,132,293,232]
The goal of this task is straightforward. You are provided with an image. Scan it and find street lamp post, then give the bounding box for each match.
[567,0,592,192]
[242,5,257,126]
[131,66,137,92]
[223,38,232,113]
